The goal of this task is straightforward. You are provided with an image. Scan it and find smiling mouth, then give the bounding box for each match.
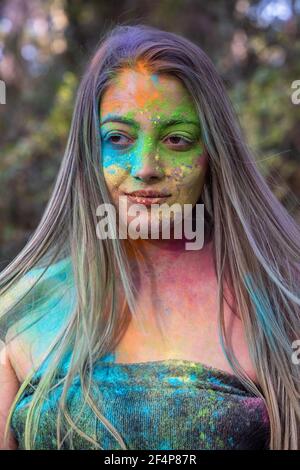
[124,194,171,206]
[122,191,172,206]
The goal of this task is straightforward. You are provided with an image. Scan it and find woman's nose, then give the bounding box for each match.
[132,155,163,183]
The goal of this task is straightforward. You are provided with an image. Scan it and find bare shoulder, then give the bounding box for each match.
[5,327,39,384]
[4,301,64,383]
[4,310,71,384]
[1,258,74,384]
[0,340,20,449]
[0,339,21,382]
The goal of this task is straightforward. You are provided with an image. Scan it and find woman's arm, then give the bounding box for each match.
[0,341,20,450]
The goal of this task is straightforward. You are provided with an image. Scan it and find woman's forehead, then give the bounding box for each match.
[100,68,198,122]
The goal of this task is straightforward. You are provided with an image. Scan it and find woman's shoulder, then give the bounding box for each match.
[5,330,36,384]
[2,257,75,383]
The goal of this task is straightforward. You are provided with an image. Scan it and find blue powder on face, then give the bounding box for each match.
[151,74,159,85]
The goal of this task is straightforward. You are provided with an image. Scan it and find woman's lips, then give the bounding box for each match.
[125,194,170,206]
[121,190,172,207]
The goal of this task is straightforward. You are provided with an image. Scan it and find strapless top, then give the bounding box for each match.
[10,352,270,450]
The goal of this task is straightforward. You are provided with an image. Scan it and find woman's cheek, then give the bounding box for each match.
[101,140,133,172]
[196,151,208,169]
[167,159,204,183]
[103,165,126,195]
[180,151,208,187]
[168,162,207,203]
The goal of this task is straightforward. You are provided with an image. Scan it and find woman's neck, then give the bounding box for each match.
[124,232,211,259]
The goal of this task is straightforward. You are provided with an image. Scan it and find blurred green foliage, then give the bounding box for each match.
[0,0,299,268]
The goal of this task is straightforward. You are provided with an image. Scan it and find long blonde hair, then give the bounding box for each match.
[1,23,300,450]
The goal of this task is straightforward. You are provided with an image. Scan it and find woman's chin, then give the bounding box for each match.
[119,214,180,241]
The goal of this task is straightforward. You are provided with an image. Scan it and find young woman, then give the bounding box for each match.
[0,24,299,451]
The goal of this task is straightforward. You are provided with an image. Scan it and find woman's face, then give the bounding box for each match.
[99,63,208,237]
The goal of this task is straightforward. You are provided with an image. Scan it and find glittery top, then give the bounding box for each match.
[10,351,270,450]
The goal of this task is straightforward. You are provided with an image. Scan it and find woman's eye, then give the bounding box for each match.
[163,135,194,149]
[105,133,133,147]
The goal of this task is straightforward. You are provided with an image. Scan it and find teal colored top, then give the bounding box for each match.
[10,351,270,450]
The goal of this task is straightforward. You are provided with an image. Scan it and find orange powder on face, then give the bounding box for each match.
[117,60,161,108]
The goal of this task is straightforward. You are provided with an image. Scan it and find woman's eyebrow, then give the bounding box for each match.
[100,115,199,128]
[157,118,199,127]
[100,116,139,128]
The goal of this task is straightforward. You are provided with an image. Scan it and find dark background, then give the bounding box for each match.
[0,0,300,269]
